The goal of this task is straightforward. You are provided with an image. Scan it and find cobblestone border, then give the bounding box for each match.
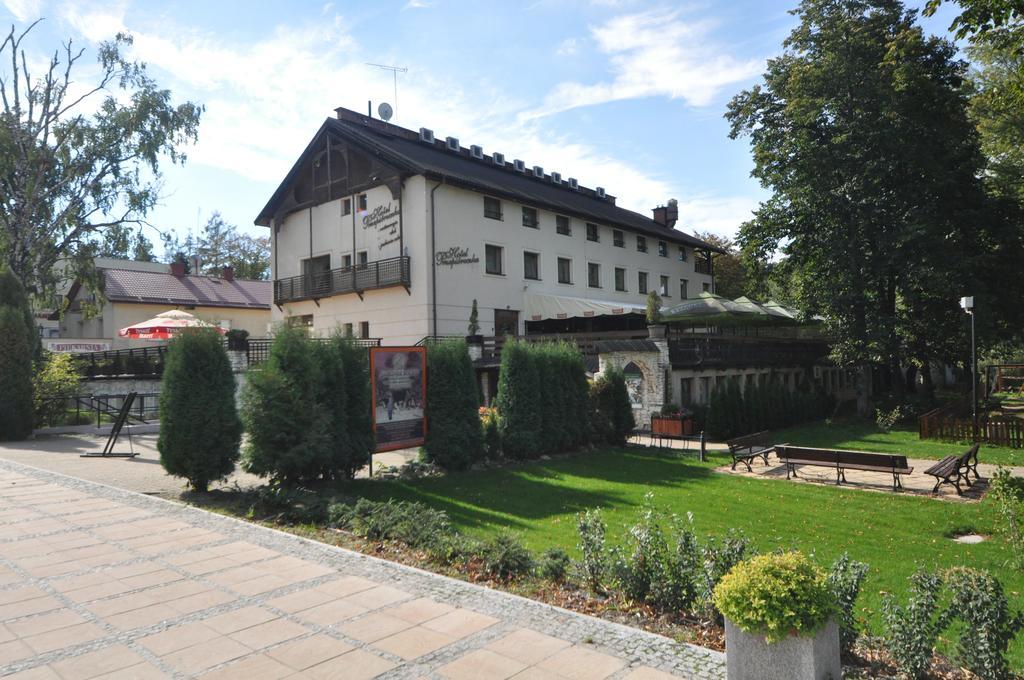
[0,457,726,679]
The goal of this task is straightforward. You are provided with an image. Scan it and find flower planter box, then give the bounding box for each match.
[651,416,693,437]
[725,617,841,680]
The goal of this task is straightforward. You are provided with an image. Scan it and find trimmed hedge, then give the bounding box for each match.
[158,329,242,492]
[242,328,373,485]
[705,375,834,440]
[423,339,483,469]
[495,340,590,459]
[0,304,34,441]
[590,367,635,446]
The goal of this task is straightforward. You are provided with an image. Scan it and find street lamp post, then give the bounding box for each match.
[960,296,978,441]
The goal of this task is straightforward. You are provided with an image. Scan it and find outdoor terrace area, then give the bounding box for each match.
[273,255,411,304]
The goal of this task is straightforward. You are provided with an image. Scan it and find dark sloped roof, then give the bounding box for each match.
[101,269,271,309]
[594,339,660,353]
[256,112,725,253]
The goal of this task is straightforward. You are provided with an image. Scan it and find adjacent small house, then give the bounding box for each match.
[55,258,272,350]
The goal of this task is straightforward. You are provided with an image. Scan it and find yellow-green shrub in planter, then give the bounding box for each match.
[714,552,841,680]
[714,551,835,642]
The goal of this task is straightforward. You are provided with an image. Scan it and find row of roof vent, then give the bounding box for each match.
[418,126,605,199]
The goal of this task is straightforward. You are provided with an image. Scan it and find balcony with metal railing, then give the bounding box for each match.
[274,256,411,305]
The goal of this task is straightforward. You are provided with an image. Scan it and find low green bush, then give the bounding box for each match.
[32,351,80,427]
[713,551,835,643]
[881,568,950,679]
[944,567,1023,680]
[481,532,534,581]
[827,552,870,655]
[988,467,1024,569]
[247,485,331,524]
[539,547,571,583]
[575,508,608,592]
[329,498,454,551]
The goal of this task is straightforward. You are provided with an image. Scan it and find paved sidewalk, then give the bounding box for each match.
[0,435,418,497]
[0,458,724,679]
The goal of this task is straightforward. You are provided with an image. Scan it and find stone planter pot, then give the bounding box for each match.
[725,618,841,680]
[651,416,693,436]
[647,324,667,340]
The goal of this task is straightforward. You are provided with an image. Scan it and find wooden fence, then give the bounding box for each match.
[919,406,1024,449]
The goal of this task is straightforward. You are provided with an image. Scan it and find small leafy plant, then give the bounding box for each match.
[646,289,663,324]
[576,508,608,592]
[481,532,535,581]
[827,552,870,655]
[712,551,835,643]
[944,567,1023,680]
[881,568,950,679]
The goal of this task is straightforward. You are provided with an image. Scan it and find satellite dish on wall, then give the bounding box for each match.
[378,102,393,121]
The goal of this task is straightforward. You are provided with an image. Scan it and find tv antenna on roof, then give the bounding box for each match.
[365,62,408,120]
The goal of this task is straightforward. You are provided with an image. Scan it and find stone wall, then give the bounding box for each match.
[595,338,669,429]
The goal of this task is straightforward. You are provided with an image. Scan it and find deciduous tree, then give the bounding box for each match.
[0,22,202,300]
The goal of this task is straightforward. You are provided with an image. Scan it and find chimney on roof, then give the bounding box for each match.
[170,261,186,277]
[222,266,234,282]
[191,255,201,275]
[653,198,679,229]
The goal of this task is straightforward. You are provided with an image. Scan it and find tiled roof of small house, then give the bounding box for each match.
[100,268,271,309]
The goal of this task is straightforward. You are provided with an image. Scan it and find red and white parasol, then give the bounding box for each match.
[118,310,226,340]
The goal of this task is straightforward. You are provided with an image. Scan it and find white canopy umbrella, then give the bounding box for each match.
[118,310,225,340]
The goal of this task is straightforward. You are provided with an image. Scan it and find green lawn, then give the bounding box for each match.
[348,447,1023,667]
[773,419,1024,467]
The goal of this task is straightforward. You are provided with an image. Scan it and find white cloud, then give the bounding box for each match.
[403,0,434,9]
[523,9,761,120]
[52,2,753,238]
[673,195,759,239]
[2,0,43,22]
[555,37,578,56]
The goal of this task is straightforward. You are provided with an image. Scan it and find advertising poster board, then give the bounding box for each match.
[370,347,427,452]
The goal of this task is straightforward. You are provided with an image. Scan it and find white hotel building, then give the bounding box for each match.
[256,107,722,345]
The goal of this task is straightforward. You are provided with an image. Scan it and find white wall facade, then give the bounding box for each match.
[271,175,714,344]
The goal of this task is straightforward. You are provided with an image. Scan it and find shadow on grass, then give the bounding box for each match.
[342,448,719,534]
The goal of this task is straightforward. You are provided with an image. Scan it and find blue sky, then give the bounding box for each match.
[1,0,961,251]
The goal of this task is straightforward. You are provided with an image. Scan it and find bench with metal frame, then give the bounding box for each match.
[923,444,980,496]
[774,444,913,491]
[726,431,774,471]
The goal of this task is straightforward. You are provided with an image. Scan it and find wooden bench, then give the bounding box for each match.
[923,444,980,495]
[774,445,913,491]
[726,431,773,472]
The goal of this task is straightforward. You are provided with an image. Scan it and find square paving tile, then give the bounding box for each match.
[303,648,396,680]
[295,599,368,628]
[7,610,85,638]
[266,588,327,614]
[50,644,149,680]
[199,653,295,679]
[0,596,63,622]
[337,612,413,643]
[421,609,499,639]
[3,665,63,679]
[535,645,626,680]
[203,606,278,635]
[0,638,34,665]
[438,649,527,680]
[160,636,252,675]
[23,621,106,654]
[372,625,454,660]
[314,576,377,599]
[485,629,572,666]
[384,597,454,625]
[228,617,308,649]
[104,602,180,631]
[139,620,219,656]
[342,585,410,611]
[266,634,354,671]
[90,661,171,679]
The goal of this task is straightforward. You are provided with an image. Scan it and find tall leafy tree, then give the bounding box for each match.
[0,22,202,300]
[694,232,749,299]
[726,0,1015,394]
[195,212,270,280]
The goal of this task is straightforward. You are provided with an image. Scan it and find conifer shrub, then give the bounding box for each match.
[424,339,483,470]
[590,367,635,445]
[704,375,834,439]
[495,339,542,458]
[481,532,535,581]
[335,335,374,473]
[0,304,34,440]
[158,329,242,492]
[242,327,332,485]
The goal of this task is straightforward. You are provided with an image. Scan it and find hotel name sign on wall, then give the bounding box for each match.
[362,203,401,250]
[434,246,479,269]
